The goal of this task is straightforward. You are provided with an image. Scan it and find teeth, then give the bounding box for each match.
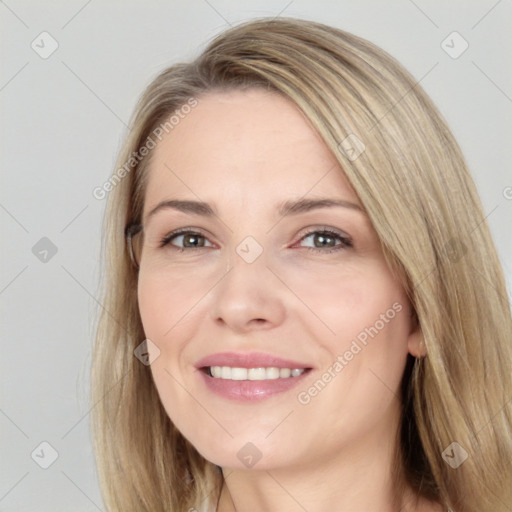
[209,366,306,380]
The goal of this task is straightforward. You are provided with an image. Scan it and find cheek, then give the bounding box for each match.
[136,269,217,395]
[137,273,200,428]
[287,259,412,407]
[136,273,193,390]
[282,259,408,343]
[137,268,212,338]
[137,275,171,339]
[293,269,411,439]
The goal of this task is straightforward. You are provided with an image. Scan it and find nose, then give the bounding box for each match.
[209,249,286,334]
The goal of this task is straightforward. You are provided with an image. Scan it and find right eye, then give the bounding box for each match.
[159,229,215,251]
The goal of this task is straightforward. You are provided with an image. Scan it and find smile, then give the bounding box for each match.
[195,351,313,401]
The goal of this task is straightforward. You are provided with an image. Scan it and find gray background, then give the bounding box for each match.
[1,1,511,510]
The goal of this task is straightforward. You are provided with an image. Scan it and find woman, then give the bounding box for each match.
[91,17,512,511]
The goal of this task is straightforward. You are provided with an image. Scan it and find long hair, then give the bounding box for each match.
[91,17,512,511]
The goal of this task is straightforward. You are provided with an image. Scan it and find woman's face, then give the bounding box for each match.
[137,89,422,471]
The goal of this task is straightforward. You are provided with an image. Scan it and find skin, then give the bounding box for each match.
[137,89,439,511]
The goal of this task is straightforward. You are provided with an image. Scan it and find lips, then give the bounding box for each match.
[195,351,313,401]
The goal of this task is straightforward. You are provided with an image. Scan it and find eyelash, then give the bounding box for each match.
[158,227,353,254]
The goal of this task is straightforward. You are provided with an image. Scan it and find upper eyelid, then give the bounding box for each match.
[299,226,350,239]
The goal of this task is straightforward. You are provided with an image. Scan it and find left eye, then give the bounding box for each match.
[297,230,352,251]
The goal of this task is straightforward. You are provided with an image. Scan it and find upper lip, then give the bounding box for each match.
[195,351,313,369]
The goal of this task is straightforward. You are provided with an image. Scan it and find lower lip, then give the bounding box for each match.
[197,369,311,402]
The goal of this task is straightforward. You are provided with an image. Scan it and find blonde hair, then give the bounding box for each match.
[91,17,512,511]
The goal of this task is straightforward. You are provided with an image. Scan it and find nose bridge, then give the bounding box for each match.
[215,228,268,280]
[229,237,269,289]
[221,238,271,297]
[209,237,286,330]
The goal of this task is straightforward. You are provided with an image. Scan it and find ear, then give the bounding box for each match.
[407,312,426,358]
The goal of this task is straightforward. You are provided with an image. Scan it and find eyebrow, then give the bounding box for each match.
[144,197,365,223]
[145,200,215,223]
[278,198,364,216]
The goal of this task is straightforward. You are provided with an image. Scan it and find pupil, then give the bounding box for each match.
[315,234,334,247]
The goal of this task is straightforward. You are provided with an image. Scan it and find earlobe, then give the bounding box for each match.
[408,328,427,358]
[406,308,427,358]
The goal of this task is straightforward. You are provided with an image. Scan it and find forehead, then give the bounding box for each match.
[143,89,359,216]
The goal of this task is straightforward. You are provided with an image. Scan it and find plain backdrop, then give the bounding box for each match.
[1,1,511,510]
